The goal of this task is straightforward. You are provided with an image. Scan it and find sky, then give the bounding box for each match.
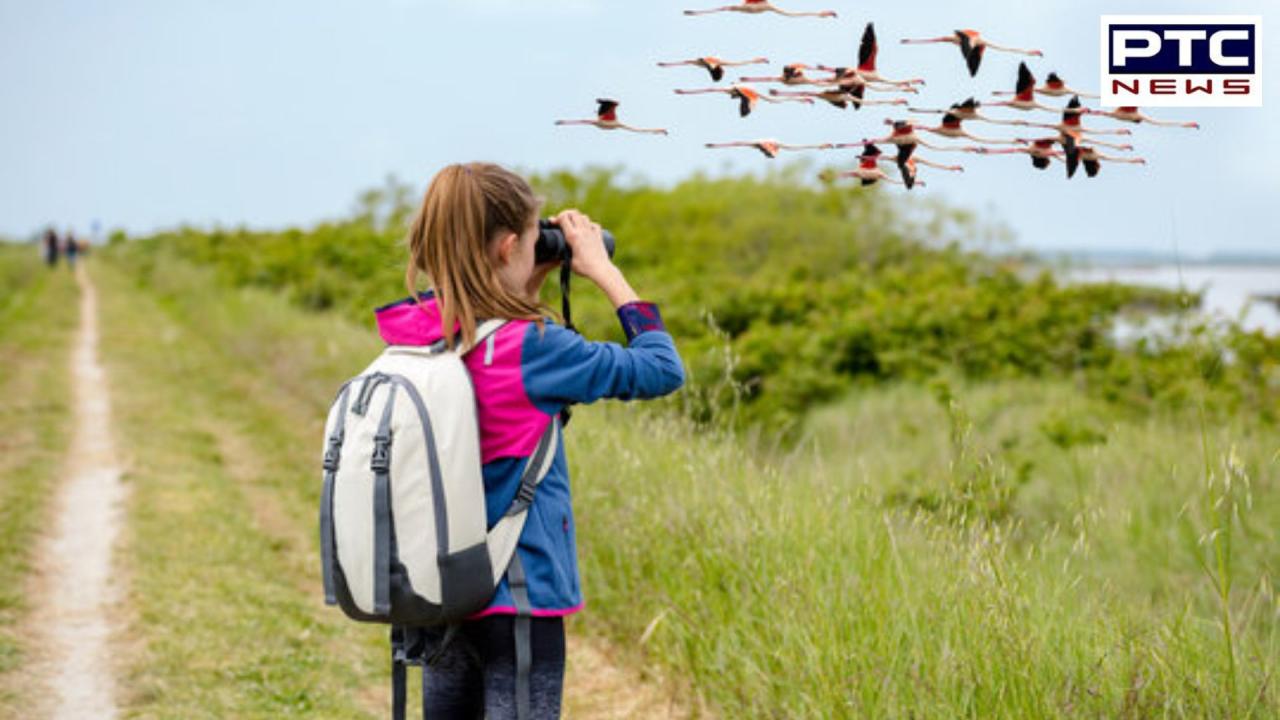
[0,0,1275,257]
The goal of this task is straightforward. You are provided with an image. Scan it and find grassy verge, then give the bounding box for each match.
[100,244,1278,717]
[92,258,389,718]
[0,247,78,712]
[571,377,1278,717]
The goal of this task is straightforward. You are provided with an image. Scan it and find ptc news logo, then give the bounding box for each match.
[1101,15,1262,107]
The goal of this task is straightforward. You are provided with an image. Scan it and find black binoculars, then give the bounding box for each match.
[535,219,616,265]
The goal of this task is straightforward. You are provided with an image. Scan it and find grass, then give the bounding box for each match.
[92,258,389,718]
[570,376,1278,717]
[0,247,78,712]
[98,244,1278,717]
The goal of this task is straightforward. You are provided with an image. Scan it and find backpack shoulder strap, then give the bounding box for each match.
[483,417,559,586]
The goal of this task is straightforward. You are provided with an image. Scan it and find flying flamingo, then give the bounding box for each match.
[836,144,908,187]
[1083,106,1201,129]
[981,138,1067,170]
[554,99,669,135]
[985,63,1076,114]
[900,30,1043,77]
[918,112,1026,145]
[657,56,770,82]
[1017,96,1133,137]
[993,71,1097,99]
[895,153,964,189]
[851,23,926,89]
[814,65,919,93]
[704,139,834,158]
[770,87,908,110]
[1073,146,1148,178]
[739,63,828,86]
[684,0,837,18]
[1057,96,1136,152]
[835,119,985,161]
[674,84,813,117]
[909,97,1029,126]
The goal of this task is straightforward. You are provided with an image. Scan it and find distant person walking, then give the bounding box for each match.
[64,230,79,269]
[43,227,60,267]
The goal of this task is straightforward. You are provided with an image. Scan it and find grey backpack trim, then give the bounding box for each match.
[371,383,398,616]
[320,382,354,605]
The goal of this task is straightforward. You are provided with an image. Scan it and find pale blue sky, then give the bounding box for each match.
[0,0,1274,256]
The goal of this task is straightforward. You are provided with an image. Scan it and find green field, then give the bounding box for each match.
[5,168,1278,717]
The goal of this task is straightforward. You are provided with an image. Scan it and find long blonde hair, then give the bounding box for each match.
[405,162,549,350]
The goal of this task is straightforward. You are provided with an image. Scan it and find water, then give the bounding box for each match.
[1064,264,1280,336]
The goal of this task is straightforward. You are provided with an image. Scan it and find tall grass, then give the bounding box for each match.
[100,245,1278,717]
[0,247,78,712]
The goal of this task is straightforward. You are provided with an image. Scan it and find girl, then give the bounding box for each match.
[373,162,685,719]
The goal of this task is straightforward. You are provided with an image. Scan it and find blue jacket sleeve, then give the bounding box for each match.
[521,301,685,414]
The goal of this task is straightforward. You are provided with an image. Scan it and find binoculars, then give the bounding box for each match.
[535,219,616,265]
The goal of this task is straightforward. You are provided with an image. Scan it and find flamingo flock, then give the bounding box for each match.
[553,9,1203,189]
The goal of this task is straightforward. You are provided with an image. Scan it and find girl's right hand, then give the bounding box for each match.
[553,208,612,281]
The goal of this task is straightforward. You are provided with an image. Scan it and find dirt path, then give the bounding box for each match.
[28,264,127,719]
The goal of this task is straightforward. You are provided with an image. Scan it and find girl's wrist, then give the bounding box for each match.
[590,263,639,308]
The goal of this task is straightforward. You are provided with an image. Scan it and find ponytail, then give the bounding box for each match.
[406,163,547,350]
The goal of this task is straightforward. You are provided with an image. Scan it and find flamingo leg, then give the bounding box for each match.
[975,113,1031,126]
[918,139,981,153]
[1141,116,1199,128]
[983,42,1042,57]
[769,7,837,18]
[620,123,668,135]
[1078,127,1132,136]
[1083,137,1132,151]
[914,157,964,171]
[963,131,1022,145]
[1096,153,1146,164]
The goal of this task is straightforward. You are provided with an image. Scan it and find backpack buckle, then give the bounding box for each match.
[514,480,536,506]
[371,434,392,473]
[322,433,344,472]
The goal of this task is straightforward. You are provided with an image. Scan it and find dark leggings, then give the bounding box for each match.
[420,615,566,719]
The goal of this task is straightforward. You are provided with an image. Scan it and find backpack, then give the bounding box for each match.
[319,317,558,719]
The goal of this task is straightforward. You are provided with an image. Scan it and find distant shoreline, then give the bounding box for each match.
[1022,248,1280,268]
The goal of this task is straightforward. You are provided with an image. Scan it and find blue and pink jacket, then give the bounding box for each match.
[373,291,684,618]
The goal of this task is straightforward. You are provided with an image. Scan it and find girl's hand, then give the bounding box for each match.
[553,208,612,282]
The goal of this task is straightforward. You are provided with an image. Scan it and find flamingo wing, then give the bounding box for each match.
[859,22,878,72]
[1084,158,1101,177]
[595,98,619,121]
[1015,62,1036,100]
[1062,95,1083,124]
[1046,72,1065,90]
[1031,155,1050,170]
[955,30,973,60]
[897,156,917,189]
[847,83,865,109]
[1064,135,1080,178]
